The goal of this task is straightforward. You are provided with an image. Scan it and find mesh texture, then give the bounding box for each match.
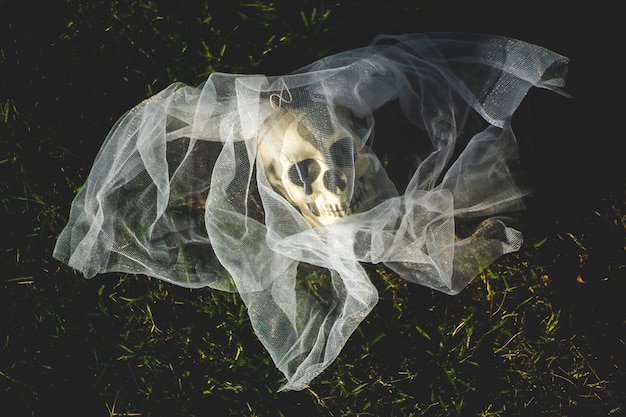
[54,33,568,391]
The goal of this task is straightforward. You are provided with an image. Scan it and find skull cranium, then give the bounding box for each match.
[257,105,373,226]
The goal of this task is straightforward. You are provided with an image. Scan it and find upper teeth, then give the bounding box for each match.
[323,203,351,217]
[317,180,365,219]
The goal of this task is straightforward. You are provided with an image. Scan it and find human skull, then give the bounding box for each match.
[257,105,373,227]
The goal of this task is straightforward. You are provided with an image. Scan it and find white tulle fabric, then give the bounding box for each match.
[54,33,568,390]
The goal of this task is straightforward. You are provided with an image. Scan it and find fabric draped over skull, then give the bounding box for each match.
[53,33,568,391]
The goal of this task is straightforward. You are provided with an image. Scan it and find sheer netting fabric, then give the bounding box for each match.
[54,33,568,391]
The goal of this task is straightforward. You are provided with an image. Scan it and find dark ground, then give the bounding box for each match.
[1,0,623,416]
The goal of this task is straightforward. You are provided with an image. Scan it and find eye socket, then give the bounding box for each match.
[329,137,355,167]
[323,168,347,194]
[288,159,321,195]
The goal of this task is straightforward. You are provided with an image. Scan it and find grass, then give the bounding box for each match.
[1,0,624,416]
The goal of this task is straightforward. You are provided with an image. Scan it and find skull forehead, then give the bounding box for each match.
[259,105,358,161]
[258,111,319,165]
[293,105,357,149]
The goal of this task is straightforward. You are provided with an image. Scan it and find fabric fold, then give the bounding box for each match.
[54,33,568,390]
